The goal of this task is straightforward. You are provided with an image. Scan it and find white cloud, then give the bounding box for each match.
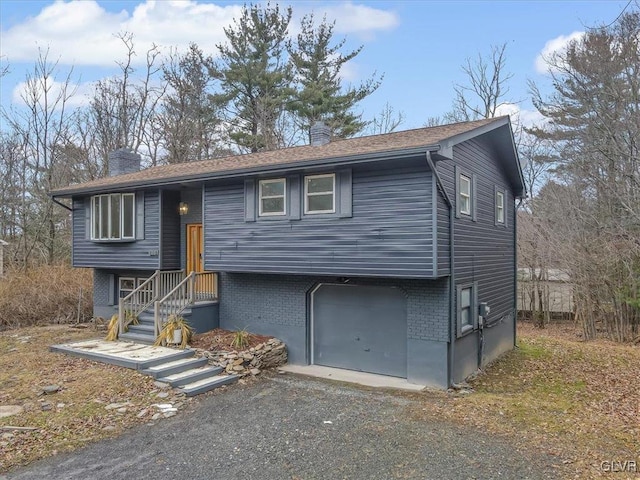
[319,2,399,40]
[0,0,242,67]
[495,102,546,129]
[535,31,584,74]
[0,1,399,67]
[12,77,95,109]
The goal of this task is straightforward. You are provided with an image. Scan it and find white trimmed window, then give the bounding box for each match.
[258,178,286,216]
[118,277,136,298]
[460,287,472,328]
[304,173,335,214]
[496,190,505,224]
[459,174,471,216]
[91,193,135,240]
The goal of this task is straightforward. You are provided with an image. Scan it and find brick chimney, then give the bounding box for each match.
[310,121,331,146]
[107,149,141,176]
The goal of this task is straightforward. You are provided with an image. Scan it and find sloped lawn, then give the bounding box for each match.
[415,322,639,479]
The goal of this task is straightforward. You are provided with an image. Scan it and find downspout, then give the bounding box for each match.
[51,196,73,212]
[514,198,524,347]
[426,151,455,387]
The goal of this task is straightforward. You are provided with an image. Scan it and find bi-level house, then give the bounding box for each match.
[51,117,524,388]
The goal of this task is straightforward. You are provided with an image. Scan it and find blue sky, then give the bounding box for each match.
[0,1,628,131]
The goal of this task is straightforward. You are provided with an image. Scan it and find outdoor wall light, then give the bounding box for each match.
[178,202,189,215]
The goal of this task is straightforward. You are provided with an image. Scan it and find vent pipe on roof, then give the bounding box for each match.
[107,149,141,177]
[310,121,331,146]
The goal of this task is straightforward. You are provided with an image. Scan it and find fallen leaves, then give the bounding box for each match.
[412,321,639,479]
[0,325,191,473]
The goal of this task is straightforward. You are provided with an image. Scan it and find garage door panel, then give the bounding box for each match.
[312,284,407,378]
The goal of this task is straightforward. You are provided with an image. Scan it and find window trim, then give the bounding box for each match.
[304,173,336,215]
[496,189,505,225]
[90,193,136,241]
[459,174,472,216]
[118,277,136,298]
[457,283,477,337]
[258,178,287,217]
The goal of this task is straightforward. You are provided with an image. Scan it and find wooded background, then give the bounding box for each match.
[0,4,638,341]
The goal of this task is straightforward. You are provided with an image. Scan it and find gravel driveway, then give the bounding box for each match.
[3,374,560,480]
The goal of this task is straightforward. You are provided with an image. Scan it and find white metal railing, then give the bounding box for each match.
[154,271,218,340]
[118,269,184,334]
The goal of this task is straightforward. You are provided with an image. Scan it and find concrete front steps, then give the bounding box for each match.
[119,311,160,345]
[51,339,238,397]
[143,353,238,397]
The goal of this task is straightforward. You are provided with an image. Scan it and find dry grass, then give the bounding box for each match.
[0,325,189,473]
[413,322,640,479]
[0,265,93,329]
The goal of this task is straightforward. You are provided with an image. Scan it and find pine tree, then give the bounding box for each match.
[213,3,293,153]
[288,14,381,142]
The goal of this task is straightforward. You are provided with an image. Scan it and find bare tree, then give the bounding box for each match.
[0,49,78,266]
[529,9,640,341]
[88,32,166,166]
[368,102,405,135]
[447,43,514,122]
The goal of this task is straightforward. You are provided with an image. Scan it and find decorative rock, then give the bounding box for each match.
[42,385,60,395]
[116,407,127,414]
[151,413,161,420]
[156,392,169,399]
[250,368,260,376]
[105,402,130,410]
[0,406,24,419]
[137,409,148,418]
[153,381,170,390]
[196,336,287,377]
[56,403,65,409]
[163,411,176,418]
[40,402,52,411]
[102,426,116,431]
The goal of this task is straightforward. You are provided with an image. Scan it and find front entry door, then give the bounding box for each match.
[186,223,204,276]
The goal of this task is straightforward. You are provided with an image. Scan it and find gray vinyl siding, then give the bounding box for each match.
[72,190,160,269]
[203,162,435,278]
[180,187,203,269]
[160,190,181,270]
[436,135,516,381]
[436,184,451,276]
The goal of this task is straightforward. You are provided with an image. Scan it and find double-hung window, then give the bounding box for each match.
[459,174,471,216]
[91,193,135,240]
[258,178,286,216]
[457,284,476,337]
[304,173,335,214]
[496,190,505,224]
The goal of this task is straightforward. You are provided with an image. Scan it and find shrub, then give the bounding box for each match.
[0,264,93,329]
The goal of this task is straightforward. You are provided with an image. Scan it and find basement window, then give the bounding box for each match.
[457,283,476,337]
[91,193,135,240]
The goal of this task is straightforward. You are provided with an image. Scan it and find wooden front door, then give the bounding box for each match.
[186,224,203,276]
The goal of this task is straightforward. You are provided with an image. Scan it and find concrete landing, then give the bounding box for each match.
[278,365,426,392]
[50,339,193,370]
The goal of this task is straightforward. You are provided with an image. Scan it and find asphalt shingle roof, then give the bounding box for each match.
[51,116,506,196]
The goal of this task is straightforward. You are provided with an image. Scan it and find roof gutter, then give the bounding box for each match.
[51,196,73,212]
[426,150,455,388]
[51,145,441,198]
